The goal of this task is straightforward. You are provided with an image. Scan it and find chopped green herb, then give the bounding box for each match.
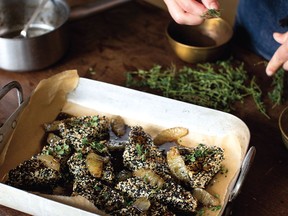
[186,154,196,162]
[45,149,52,155]
[126,200,134,206]
[77,152,83,159]
[136,143,143,155]
[143,173,149,183]
[54,143,70,155]
[89,116,99,127]
[136,143,146,161]
[220,166,229,174]
[209,205,222,211]
[82,137,89,146]
[196,208,205,216]
[94,185,102,191]
[102,192,110,199]
[186,143,222,162]
[88,67,97,75]
[91,141,105,153]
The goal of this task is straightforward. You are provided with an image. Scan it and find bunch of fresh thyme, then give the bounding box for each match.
[126,59,285,118]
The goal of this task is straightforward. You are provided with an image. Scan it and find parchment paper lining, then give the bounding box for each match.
[0,70,247,216]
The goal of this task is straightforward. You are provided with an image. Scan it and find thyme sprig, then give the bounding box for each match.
[201,9,221,19]
[254,61,286,108]
[126,60,264,114]
[268,68,285,108]
[248,76,269,119]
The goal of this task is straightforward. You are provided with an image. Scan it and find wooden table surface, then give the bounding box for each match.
[0,1,287,216]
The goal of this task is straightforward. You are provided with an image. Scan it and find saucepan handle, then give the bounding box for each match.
[69,0,132,21]
[0,81,24,153]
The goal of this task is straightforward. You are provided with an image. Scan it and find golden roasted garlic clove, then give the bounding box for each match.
[153,127,188,146]
[37,154,60,171]
[110,115,126,137]
[86,152,104,178]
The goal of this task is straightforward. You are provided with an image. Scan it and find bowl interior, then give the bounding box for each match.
[0,0,69,38]
[167,18,233,48]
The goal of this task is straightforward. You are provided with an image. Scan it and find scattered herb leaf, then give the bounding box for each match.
[209,205,222,211]
[89,116,99,127]
[82,137,89,146]
[77,152,83,159]
[91,141,105,153]
[136,143,146,161]
[94,185,102,191]
[136,143,143,156]
[88,67,97,75]
[54,143,70,155]
[196,208,205,216]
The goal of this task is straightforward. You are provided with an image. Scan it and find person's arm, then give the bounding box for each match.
[163,0,220,25]
[266,32,288,76]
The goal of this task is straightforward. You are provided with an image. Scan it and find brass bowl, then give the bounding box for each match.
[279,106,288,149]
[166,18,233,63]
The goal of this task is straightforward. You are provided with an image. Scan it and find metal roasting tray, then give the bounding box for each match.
[0,78,256,216]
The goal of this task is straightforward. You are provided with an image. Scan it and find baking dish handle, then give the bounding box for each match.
[0,81,24,152]
[0,81,23,106]
[223,146,256,215]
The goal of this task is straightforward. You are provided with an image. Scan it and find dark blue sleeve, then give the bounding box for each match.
[234,0,288,60]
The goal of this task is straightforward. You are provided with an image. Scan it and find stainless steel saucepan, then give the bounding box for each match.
[0,0,131,72]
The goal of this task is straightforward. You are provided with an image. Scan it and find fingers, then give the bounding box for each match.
[283,61,288,71]
[177,0,207,15]
[163,0,205,25]
[273,32,288,44]
[163,0,219,25]
[266,32,288,76]
[202,0,220,9]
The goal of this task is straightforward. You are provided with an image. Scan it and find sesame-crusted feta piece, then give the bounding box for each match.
[67,152,115,183]
[149,201,176,216]
[112,200,175,216]
[41,136,72,165]
[116,176,197,213]
[123,126,171,179]
[183,144,224,188]
[116,177,156,199]
[111,206,143,216]
[156,181,197,213]
[44,116,110,154]
[73,177,125,213]
[5,158,62,190]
